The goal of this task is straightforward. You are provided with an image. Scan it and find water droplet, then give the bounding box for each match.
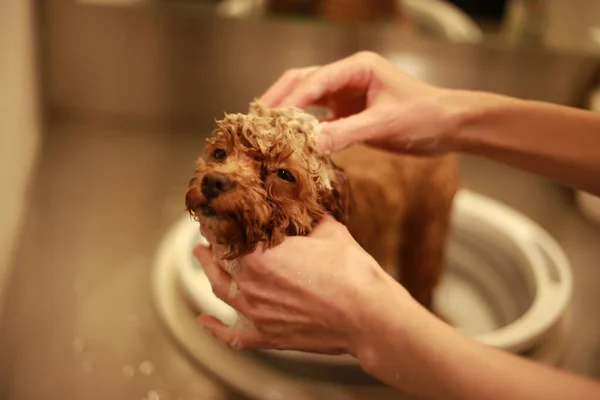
[147,390,160,400]
[228,281,238,299]
[139,361,154,376]
[122,364,135,377]
[229,337,243,350]
[82,361,93,374]
[72,338,85,353]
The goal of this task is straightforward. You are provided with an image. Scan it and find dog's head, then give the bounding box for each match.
[185,101,351,259]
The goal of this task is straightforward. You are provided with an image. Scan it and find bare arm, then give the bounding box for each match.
[356,276,600,400]
[196,52,600,399]
[196,216,600,400]
[261,51,600,196]
[456,91,600,196]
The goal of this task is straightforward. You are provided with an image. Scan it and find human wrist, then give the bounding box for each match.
[349,280,470,398]
[450,89,524,153]
[347,272,472,397]
[348,274,427,369]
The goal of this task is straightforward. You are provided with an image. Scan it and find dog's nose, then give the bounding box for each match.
[201,172,233,200]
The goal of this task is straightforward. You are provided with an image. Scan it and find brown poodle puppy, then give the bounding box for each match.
[185,101,460,310]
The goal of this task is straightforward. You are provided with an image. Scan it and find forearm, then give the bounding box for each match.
[454,91,600,196]
[353,278,600,400]
[402,318,600,400]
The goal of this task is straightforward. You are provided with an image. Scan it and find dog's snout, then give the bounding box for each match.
[201,172,233,199]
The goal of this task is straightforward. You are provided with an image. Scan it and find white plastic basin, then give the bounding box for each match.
[171,189,572,363]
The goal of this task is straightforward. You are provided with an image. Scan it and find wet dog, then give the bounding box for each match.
[185,101,460,310]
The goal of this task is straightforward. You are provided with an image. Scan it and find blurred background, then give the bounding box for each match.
[3,1,600,399]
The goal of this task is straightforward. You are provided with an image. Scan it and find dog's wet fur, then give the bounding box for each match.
[185,101,460,310]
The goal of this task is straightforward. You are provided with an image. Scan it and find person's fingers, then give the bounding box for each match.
[198,314,240,346]
[200,313,350,353]
[279,52,377,109]
[238,215,342,268]
[198,314,263,349]
[308,213,351,240]
[316,107,383,153]
[259,66,319,107]
[312,213,337,230]
[193,242,213,263]
[193,244,235,301]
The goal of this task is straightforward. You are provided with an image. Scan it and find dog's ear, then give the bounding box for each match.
[320,161,351,225]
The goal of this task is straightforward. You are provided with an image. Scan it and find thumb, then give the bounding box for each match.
[309,213,347,238]
[316,108,381,153]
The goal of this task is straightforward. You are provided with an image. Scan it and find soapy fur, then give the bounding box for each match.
[185,100,349,260]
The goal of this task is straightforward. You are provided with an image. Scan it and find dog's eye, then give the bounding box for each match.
[277,169,295,182]
[213,149,226,160]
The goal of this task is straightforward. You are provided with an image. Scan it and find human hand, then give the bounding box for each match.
[193,215,409,356]
[260,51,468,155]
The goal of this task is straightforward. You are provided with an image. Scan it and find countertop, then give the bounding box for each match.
[2,9,600,400]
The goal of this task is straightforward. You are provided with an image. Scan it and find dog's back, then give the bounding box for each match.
[331,145,460,309]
